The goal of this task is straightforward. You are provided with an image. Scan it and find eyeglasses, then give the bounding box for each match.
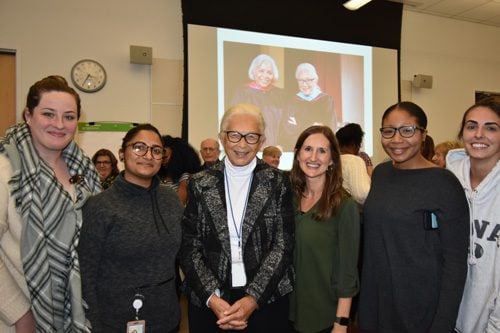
[127,141,164,160]
[201,147,218,152]
[297,78,315,84]
[224,131,262,144]
[95,161,111,165]
[380,125,425,139]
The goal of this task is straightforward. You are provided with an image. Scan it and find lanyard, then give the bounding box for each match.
[224,169,253,256]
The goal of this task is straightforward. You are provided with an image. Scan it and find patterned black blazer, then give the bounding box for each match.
[179,158,295,307]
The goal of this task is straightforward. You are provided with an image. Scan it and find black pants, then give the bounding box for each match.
[188,290,292,333]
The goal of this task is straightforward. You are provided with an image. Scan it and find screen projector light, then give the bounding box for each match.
[343,0,373,10]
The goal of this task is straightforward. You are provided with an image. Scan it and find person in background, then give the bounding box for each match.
[232,54,286,147]
[281,63,336,151]
[421,133,435,161]
[336,123,373,177]
[261,145,282,168]
[431,140,462,168]
[92,148,120,189]
[446,98,500,333]
[199,138,220,169]
[358,101,469,333]
[335,124,371,205]
[158,135,201,206]
[289,125,360,333]
[0,76,101,332]
[79,124,183,333]
[180,103,294,332]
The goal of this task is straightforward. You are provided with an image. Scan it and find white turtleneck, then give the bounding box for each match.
[224,157,256,287]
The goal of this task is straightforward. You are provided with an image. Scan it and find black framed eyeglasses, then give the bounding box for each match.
[127,141,164,160]
[379,125,425,139]
[224,131,262,144]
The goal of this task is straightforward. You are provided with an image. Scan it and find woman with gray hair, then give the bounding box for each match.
[232,54,286,147]
[281,62,336,151]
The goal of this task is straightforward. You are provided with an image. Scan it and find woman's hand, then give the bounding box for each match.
[15,310,35,333]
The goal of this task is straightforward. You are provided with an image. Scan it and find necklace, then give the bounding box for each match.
[224,168,253,260]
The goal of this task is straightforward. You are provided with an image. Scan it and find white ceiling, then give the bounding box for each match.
[393,0,500,27]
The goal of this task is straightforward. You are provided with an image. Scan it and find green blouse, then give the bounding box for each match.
[289,196,360,333]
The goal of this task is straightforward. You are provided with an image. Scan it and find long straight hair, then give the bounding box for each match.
[290,125,347,221]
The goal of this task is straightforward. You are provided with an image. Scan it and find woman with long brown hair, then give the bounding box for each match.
[289,125,360,333]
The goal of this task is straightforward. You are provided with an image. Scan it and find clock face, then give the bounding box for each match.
[71,59,107,93]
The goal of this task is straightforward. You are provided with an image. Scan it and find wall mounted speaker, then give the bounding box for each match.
[130,45,153,65]
[413,74,433,89]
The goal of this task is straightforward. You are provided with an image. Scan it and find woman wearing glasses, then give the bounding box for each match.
[92,148,120,189]
[358,102,469,333]
[280,63,336,151]
[79,124,183,333]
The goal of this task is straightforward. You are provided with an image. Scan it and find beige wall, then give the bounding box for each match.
[399,11,500,164]
[1,0,499,165]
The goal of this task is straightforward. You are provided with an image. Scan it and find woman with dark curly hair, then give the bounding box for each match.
[158,135,201,206]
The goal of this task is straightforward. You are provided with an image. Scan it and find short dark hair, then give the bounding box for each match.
[336,123,365,148]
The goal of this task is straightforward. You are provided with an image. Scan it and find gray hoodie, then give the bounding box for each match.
[447,148,500,333]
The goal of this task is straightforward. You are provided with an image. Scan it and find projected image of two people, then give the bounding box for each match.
[225,43,364,151]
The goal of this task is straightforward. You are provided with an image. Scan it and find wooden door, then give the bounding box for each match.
[0,52,16,135]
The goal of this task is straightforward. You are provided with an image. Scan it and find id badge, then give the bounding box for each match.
[126,320,145,333]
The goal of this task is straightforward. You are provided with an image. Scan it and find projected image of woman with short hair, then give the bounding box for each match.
[231,54,286,147]
[280,63,336,151]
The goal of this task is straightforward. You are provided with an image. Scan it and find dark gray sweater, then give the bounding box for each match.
[358,161,469,333]
[78,174,183,333]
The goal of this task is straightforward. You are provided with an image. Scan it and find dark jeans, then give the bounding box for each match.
[188,290,292,333]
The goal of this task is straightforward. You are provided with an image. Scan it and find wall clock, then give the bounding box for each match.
[70,59,107,93]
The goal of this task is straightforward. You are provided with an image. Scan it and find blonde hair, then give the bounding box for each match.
[263,146,282,157]
[435,140,463,155]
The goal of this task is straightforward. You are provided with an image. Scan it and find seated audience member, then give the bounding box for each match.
[421,134,435,161]
[262,145,282,168]
[158,135,201,206]
[92,148,120,189]
[79,124,183,333]
[199,138,220,168]
[179,103,294,333]
[432,140,462,168]
[336,123,373,177]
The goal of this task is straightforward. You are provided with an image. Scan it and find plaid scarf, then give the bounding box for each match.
[0,123,101,332]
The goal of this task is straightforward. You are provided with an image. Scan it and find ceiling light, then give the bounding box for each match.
[343,0,373,11]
